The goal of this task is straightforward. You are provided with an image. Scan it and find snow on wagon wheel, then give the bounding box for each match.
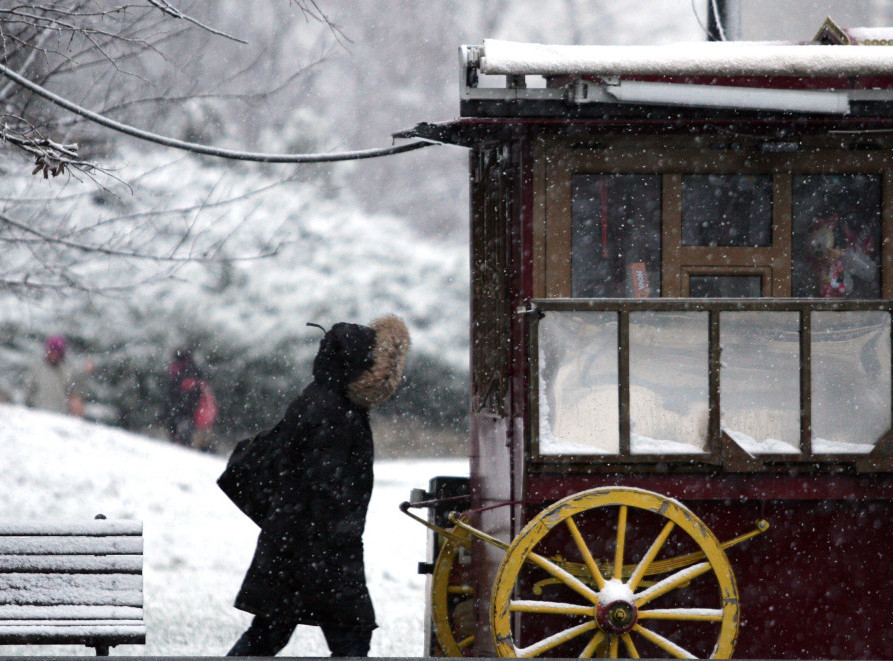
[490,487,739,659]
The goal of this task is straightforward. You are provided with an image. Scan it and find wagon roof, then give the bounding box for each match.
[479,38,893,78]
[396,22,893,147]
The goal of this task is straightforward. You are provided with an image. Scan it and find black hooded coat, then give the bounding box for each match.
[218,320,408,629]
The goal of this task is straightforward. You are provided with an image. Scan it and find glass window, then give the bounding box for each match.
[720,312,801,454]
[630,312,709,453]
[682,174,773,247]
[811,311,891,452]
[538,311,619,455]
[571,174,661,298]
[792,175,881,298]
[689,275,762,298]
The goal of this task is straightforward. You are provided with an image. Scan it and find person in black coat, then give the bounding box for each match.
[219,316,410,657]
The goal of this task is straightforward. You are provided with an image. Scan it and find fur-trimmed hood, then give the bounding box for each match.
[347,315,410,409]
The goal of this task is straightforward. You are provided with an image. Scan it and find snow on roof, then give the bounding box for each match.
[846,27,893,45]
[479,38,893,78]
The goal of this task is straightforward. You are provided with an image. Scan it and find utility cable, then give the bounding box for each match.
[0,61,436,163]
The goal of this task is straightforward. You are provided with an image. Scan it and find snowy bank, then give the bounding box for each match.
[0,404,467,656]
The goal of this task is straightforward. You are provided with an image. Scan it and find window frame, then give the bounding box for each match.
[528,298,893,471]
[532,135,893,300]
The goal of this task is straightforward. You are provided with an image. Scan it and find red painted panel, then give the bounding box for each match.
[696,498,893,659]
[496,478,893,658]
[527,471,893,502]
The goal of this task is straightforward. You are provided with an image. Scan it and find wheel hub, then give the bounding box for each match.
[595,580,638,635]
[597,600,637,634]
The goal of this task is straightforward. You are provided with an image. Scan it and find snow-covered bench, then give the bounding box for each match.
[0,517,145,656]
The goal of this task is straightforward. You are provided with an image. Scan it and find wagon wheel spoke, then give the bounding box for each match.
[565,515,606,590]
[578,631,606,658]
[457,635,475,650]
[621,633,641,659]
[526,550,600,604]
[608,635,620,658]
[634,561,712,608]
[510,600,596,616]
[638,608,724,622]
[613,505,628,580]
[632,624,696,659]
[626,520,675,591]
[516,620,598,658]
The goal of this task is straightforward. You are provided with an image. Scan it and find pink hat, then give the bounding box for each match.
[45,335,66,356]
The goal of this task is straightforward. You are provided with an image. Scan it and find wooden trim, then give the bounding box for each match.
[618,310,630,455]
[532,138,547,299]
[772,173,793,296]
[555,136,893,173]
[676,246,777,266]
[800,310,813,455]
[528,309,542,459]
[855,427,893,473]
[533,298,893,313]
[708,309,722,457]
[682,265,773,297]
[662,174,683,297]
[721,430,763,471]
[884,171,893,299]
[545,149,572,297]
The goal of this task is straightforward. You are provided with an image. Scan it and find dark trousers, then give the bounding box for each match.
[227,614,373,657]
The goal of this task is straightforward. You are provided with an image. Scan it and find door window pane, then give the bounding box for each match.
[720,312,801,454]
[538,311,619,455]
[682,175,772,247]
[811,311,891,452]
[689,275,762,298]
[571,174,661,298]
[792,175,881,298]
[630,312,709,453]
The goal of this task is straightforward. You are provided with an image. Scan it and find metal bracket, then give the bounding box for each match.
[516,301,544,319]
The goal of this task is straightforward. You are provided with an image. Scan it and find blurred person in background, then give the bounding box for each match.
[25,334,86,416]
[163,347,217,450]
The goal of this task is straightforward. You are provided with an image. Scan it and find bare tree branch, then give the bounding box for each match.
[0,0,379,296]
[0,210,282,262]
[145,0,247,44]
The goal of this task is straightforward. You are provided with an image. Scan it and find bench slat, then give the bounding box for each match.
[0,555,141,573]
[0,624,146,645]
[0,521,142,536]
[0,574,142,606]
[2,619,144,626]
[0,605,142,620]
[0,536,142,555]
[0,555,142,573]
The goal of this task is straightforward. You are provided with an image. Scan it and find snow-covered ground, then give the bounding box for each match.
[0,404,467,656]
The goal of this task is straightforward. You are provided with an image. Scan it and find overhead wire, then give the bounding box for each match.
[690,0,710,38]
[691,0,727,42]
[0,61,436,164]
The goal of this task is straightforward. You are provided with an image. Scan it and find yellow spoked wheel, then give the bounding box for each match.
[431,521,476,656]
[491,487,739,659]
